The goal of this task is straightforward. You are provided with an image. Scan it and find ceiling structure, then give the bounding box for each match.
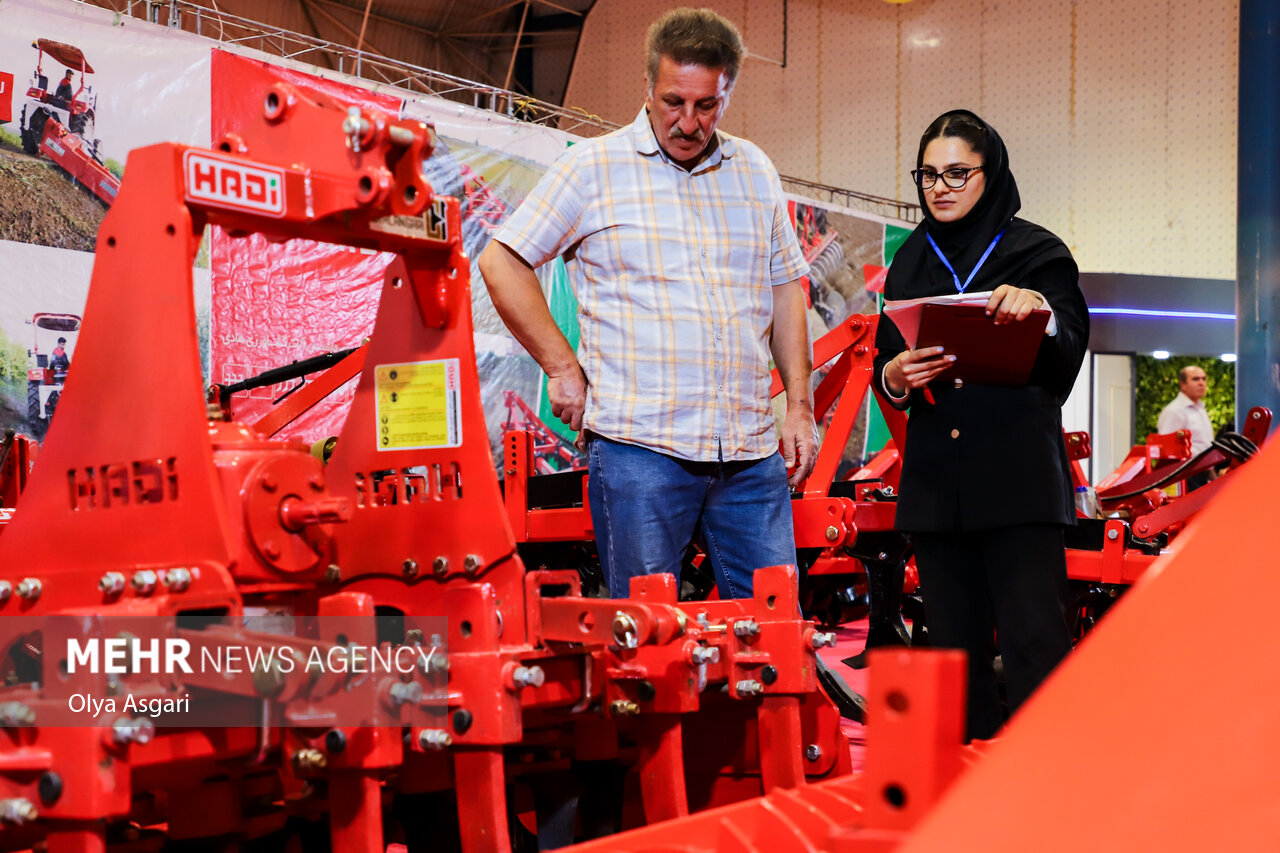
[89,0,596,106]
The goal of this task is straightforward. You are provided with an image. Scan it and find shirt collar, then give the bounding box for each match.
[629,107,737,171]
[1175,391,1205,409]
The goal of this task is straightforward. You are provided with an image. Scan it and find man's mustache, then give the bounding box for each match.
[669,125,704,142]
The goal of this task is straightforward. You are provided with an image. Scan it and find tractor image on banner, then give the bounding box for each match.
[15,38,119,205]
[26,311,79,429]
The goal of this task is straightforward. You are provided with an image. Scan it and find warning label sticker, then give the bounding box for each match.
[373,359,462,450]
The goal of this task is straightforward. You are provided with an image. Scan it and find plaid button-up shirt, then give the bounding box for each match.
[494,108,809,462]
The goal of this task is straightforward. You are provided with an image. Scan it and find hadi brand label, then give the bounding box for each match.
[374,359,462,450]
[183,150,285,216]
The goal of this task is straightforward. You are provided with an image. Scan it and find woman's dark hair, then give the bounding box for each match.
[917,110,989,166]
[646,8,744,90]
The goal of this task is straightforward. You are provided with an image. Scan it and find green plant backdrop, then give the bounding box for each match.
[1134,355,1235,442]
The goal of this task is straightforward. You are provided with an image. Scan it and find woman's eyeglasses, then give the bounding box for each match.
[911,166,983,190]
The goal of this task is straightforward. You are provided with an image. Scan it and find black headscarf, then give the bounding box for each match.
[886,110,1071,300]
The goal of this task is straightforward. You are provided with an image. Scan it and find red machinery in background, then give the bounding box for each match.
[0,75,850,853]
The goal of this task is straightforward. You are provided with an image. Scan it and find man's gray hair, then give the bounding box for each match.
[645,8,744,89]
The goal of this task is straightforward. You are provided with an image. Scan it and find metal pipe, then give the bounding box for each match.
[1237,0,1280,432]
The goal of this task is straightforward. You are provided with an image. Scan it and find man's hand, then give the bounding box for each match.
[780,403,820,489]
[547,363,588,431]
[986,284,1045,324]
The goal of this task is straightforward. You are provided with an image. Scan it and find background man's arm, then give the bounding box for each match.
[478,241,587,430]
[770,279,818,488]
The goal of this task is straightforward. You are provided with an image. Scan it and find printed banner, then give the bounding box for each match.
[0,0,211,442]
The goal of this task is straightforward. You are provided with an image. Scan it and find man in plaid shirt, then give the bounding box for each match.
[479,7,816,599]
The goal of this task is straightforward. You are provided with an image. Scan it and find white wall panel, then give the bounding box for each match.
[563,0,1239,280]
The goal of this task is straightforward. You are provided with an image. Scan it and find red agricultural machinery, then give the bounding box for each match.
[0,76,852,852]
[14,39,120,206]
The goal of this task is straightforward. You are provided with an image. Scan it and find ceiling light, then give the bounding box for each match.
[1221,353,1237,362]
[1152,350,1171,359]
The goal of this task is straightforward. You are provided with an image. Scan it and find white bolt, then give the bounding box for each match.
[736,679,763,696]
[612,612,639,649]
[99,572,126,595]
[419,728,452,750]
[512,665,545,688]
[112,717,154,745]
[0,702,35,727]
[131,570,157,594]
[0,580,12,602]
[16,578,41,600]
[733,619,760,638]
[811,632,838,650]
[690,646,720,666]
[164,568,192,592]
[389,681,424,706]
[0,798,37,824]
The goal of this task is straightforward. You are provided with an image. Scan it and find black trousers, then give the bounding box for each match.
[911,524,1072,741]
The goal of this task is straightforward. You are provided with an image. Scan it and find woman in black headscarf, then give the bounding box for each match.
[872,110,1089,740]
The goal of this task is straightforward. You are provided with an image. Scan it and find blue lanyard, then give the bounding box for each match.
[926,228,1006,294]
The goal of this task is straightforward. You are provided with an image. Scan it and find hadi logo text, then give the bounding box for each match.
[184,152,285,216]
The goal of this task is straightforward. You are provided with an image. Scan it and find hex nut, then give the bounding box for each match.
[99,572,127,595]
[419,729,452,750]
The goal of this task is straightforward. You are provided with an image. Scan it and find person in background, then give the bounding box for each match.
[54,70,74,108]
[871,109,1090,741]
[50,337,71,374]
[478,8,817,600]
[1157,365,1216,489]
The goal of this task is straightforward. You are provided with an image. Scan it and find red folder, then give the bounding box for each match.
[915,303,1050,386]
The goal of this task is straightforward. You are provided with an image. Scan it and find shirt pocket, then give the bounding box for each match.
[714,200,771,272]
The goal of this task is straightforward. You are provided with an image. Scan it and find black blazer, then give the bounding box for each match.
[872,251,1089,533]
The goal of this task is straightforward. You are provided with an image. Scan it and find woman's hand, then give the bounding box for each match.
[986,284,1045,324]
[885,346,956,396]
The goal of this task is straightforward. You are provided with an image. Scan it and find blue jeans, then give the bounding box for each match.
[586,436,796,600]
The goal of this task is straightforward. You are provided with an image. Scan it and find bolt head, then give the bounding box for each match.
[325,564,342,583]
[805,744,823,762]
[463,554,482,574]
[1107,528,1119,540]
[825,525,840,542]
[262,540,281,560]
[735,679,763,697]
[403,558,420,578]
[0,581,10,602]
[261,474,278,492]
[99,572,126,595]
[293,748,327,772]
[513,665,545,688]
[164,568,191,592]
[432,556,449,576]
[16,578,41,600]
[419,728,452,749]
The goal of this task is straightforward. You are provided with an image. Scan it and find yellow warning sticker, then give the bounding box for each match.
[374,359,462,450]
